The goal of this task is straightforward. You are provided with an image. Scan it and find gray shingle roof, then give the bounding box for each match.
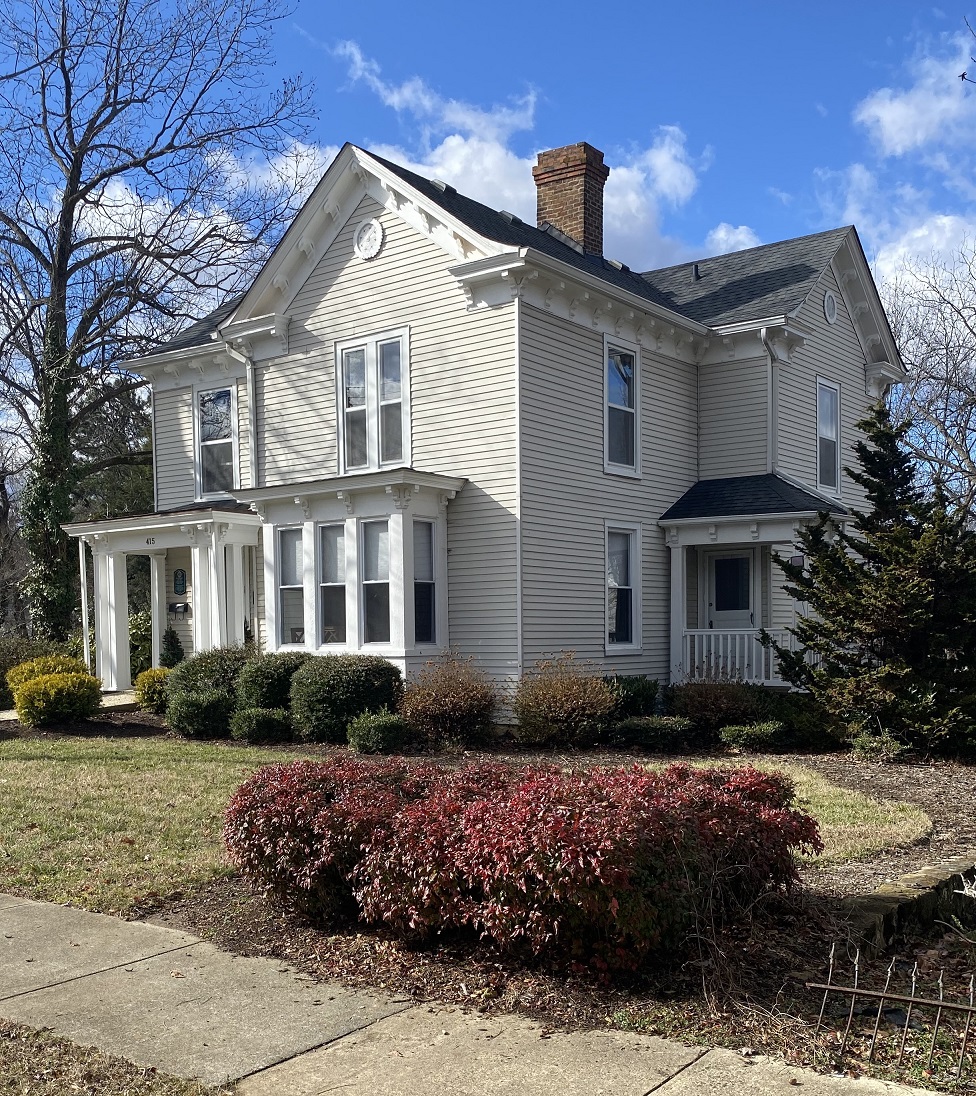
[639,228,853,327]
[149,150,853,356]
[659,474,848,522]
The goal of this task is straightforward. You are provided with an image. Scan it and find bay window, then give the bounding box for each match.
[338,331,409,473]
[362,520,391,643]
[319,524,346,644]
[278,528,305,645]
[413,520,435,644]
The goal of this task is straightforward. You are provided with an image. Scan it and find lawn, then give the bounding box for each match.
[0,736,304,913]
[0,735,931,916]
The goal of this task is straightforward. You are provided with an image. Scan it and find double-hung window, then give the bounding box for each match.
[197,387,235,496]
[817,379,840,493]
[338,332,409,473]
[319,524,346,644]
[607,525,640,648]
[362,520,391,643]
[605,339,638,473]
[278,528,305,645]
[413,520,435,644]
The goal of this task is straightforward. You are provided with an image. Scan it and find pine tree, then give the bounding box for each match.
[160,626,185,670]
[768,403,976,755]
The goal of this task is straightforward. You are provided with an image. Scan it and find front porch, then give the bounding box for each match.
[660,473,847,687]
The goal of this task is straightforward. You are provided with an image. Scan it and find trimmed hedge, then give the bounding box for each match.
[164,647,250,738]
[134,668,171,715]
[606,674,659,719]
[347,708,411,754]
[399,655,497,747]
[720,721,791,752]
[289,655,404,744]
[614,715,694,752]
[14,672,102,727]
[667,680,765,744]
[167,688,236,740]
[235,651,313,712]
[226,759,821,972]
[230,707,293,745]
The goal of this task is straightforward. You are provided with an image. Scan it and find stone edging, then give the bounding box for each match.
[840,855,976,955]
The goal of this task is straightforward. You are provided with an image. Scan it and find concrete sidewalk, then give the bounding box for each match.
[0,894,935,1095]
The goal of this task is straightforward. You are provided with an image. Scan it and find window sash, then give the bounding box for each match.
[607,530,634,645]
[278,528,304,645]
[362,521,390,643]
[338,334,408,472]
[413,520,435,644]
[817,381,840,490]
[319,525,346,644]
[198,387,235,496]
[606,345,638,470]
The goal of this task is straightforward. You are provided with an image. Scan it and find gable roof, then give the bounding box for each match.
[150,147,862,356]
[659,473,848,522]
[639,227,854,328]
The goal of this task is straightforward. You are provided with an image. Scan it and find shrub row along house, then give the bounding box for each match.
[64,141,904,692]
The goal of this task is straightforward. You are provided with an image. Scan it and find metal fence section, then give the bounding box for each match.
[807,944,976,1079]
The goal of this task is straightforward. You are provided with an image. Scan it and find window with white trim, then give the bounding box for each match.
[197,387,236,496]
[605,342,638,472]
[607,526,639,647]
[278,528,305,645]
[361,520,391,643]
[413,520,435,644]
[338,332,409,473]
[817,379,840,493]
[319,524,346,644]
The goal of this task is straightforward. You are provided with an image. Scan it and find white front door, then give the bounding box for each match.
[706,551,755,630]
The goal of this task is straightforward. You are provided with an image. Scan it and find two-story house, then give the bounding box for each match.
[64,141,903,693]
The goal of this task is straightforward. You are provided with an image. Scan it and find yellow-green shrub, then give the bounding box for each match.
[14,672,102,727]
[6,655,89,695]
[134,667,171,715]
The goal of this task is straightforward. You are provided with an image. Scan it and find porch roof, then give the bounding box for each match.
[62,502,259,539]
[659,473,847,523]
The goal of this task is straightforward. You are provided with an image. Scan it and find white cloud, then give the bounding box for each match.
[703,223,761,255]
[854,34,976,156]
[324,42,710,269]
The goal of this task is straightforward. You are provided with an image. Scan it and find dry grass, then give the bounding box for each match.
[0,1020,234,1096]
[0,736,301,914]
[684,758,931,865]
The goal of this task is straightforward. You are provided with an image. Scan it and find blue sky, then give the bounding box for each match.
[271,2,976,279]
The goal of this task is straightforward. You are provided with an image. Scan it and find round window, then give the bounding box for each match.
[824,289,838,325]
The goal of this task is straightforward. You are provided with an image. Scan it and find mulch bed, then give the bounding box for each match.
[9,716,976,1087]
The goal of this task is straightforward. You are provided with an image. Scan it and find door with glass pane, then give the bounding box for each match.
[705,551,755,630]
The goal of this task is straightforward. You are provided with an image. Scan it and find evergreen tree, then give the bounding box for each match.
[768,403,976,755]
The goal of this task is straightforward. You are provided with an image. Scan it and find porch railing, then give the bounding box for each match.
[682,629,792,685]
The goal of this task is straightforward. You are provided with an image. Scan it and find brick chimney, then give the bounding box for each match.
[532,142,610,255]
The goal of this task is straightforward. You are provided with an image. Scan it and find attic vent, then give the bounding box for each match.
[431,179,455,195]
[692,262,702,281]
[499,210,524,225]
[606,258,631,273]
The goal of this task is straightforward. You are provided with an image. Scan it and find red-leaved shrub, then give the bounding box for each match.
[225,759,821,972]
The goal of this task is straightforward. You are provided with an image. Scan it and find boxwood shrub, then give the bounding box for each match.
[289,655,404,743]
[667,680,765,744]
[347,708,411,754]
[606,674,659,719]
[167,687,236,740]
[14,672,102,727]
[720,721,791,752]
[230,706,293,745]
[7,655,90,695]
[134,667,171,715]
[614,715,694,752]
[235,651,313,712]
[0,638,69,709]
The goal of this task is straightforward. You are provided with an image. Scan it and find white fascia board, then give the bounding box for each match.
[448,253,526,284]
[63,508,263,538]
[125,344,219,379]
[234,468,468,506]
[517,248,711,336]
[660,511,829,547]
[660,509,824,528]
[832,236,905,378]
[712,316,788,336]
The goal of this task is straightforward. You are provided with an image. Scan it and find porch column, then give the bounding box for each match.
[669,541,687,685]
[226,543,246,646]
[78,538,91,671]
[149,552,166,668]
[211,530,227,648]
[94,550,130,691]
[191,540,212,653]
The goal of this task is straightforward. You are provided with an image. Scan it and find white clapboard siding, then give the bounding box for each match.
[165,547,194,657]
[255,194,519,679]
[698,356,768,479]
[518,303,698,681]
[153,388,196,510]
[775,267,870,509]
